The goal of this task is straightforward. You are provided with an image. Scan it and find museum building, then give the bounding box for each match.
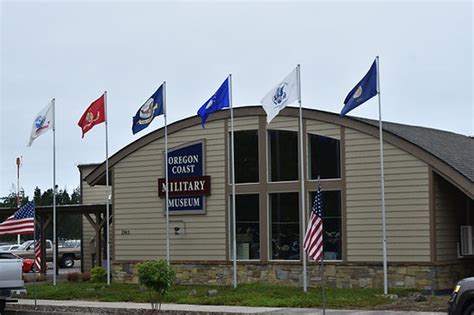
[78,106,474,291]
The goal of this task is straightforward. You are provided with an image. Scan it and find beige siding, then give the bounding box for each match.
[306,120,340,140]
[434,174,465,262]
[81,168,108,204]
[227,117,258,131]
[345,128,430,262]
[266,116,298,131]
[81,165,108,271]
[113,121,226,261]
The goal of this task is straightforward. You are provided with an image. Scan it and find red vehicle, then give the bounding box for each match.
[21,258,47,273]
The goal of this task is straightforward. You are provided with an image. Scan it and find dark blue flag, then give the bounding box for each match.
[132,84,164,134]
[340,60,377,117]
[197,78,230,127]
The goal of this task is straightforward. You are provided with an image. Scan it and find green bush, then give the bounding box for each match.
[137,260,176,310]
[90,267,106,283]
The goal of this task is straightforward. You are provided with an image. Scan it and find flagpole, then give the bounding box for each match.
[164,81,170,265]
[321,252,326,315]
[318,176,326,315]
[228,74,237,288]
[297,64,308,292]
[33,207,37,309]
[104,91,111,286]
[52,98,57,286]
[16,157,21,245]
[376,56,388,295]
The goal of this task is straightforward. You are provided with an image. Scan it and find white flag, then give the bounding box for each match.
[28,101,54,146]
[261,68,299,123]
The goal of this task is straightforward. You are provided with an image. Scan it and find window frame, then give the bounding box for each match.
[229,193,261,261]
[266,129,300,184]
[307,189,343,262]
[267,191,301,262]
[228,129,260,185]
[307,132,342,181]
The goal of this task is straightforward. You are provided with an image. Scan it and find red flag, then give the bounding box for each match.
[78,94,105,138]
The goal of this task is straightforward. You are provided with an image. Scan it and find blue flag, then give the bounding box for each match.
[132,85,164,134]
[197,78,230,127]
[340,60,377,117]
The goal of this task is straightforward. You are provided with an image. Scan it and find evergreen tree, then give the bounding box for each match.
[71,187,81,204]
[0,190,29,208]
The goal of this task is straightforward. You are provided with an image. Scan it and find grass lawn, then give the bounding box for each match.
[24,282,417,309]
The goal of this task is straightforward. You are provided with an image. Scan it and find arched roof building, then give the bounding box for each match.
[80,106,474,291]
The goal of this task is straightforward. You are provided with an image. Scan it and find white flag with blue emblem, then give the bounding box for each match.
[261,68,299,123]
[28,101,54,146]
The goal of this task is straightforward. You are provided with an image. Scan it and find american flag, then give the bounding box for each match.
[0,202,35,236]
[303,183,324,262]
[35,238,42,272]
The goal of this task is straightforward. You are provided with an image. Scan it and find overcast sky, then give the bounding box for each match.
[1,0,472,199]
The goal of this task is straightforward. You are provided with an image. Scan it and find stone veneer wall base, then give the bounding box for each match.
[113,261,474,291]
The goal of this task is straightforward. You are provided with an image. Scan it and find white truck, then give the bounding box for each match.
[15,239,81,268]
[0,252,26,313]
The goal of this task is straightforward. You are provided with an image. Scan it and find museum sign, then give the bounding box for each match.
[158,140,210,214]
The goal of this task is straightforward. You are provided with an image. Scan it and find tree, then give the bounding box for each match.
[71,187,81,204]
[32,186,80,206]
[1,189,29,208]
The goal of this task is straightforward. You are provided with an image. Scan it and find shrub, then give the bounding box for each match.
[82,271,91,282]
[90,267,106,283]
[137,260,176,310]
[67,272,81,282]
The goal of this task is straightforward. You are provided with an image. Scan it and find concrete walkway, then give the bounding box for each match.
[13,299,447,315]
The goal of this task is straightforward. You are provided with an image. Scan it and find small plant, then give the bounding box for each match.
[137,260,176,311]
[82,271,91,282]
[91,267,107,283]
[67,272,81,282]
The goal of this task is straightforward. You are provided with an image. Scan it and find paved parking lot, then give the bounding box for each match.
[45,260,81,275]
[26,260,81,276]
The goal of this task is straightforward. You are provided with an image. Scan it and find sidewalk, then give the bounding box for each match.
[9,299,447,315]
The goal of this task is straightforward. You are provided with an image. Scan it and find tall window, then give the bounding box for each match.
[309,190,342,260]
[270,192,299,260]
[233,130,259,183]
[231,194,260,260]
[268,130,298,181]
[309,134,340,179]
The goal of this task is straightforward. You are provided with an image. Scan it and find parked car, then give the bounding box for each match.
[0,252,26,312]
[0,244,20,252]
[21,258,48,273]
[0,252,42,274]
[15,239,81,268]
[448,276,474,315]
[60,239,80,249]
